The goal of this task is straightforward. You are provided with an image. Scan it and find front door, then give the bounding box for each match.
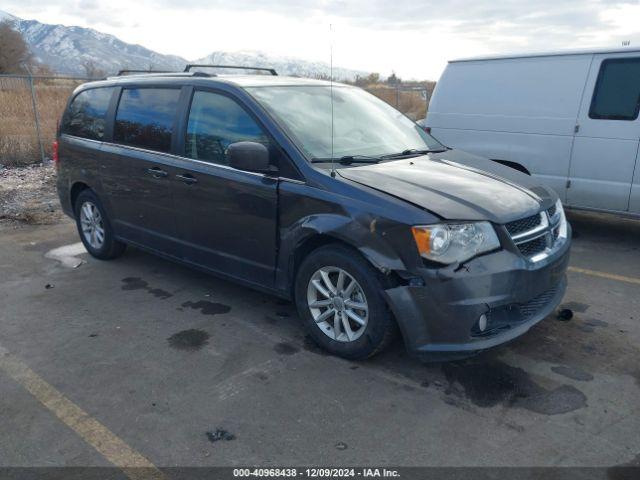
[172,89,278,287]
[567,54,640,212]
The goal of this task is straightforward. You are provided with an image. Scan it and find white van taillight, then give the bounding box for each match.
[52,141,59,167]
[423,126,431,134]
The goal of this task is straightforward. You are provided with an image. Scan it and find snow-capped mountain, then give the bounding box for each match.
[1,11,186,75]
[0,10,17,22]
[0,10,367,80]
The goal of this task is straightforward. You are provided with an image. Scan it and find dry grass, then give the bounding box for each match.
[365,83,435,121]
[0,77,86,166]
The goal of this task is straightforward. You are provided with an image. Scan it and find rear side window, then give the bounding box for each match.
[185,91,268,165]
[114,88,181,152]
[61,87,114,140]
[589,58,640,120]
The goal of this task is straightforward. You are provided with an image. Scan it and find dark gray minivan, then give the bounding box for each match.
[56,67,571,361]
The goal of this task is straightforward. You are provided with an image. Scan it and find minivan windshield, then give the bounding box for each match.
[247,85,445,162]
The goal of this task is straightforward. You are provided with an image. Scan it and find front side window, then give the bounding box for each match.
[114,88,180,152]
[247,85,444,161]
[61,87,114,140]
[186,91,268,165]
[590,58,640,120]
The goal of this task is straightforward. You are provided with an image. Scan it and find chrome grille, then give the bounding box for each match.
[504,206,563,261]
[505,214,542,236]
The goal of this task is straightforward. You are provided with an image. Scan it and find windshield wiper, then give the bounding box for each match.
[311,155,381,165]
[381,148,448,159]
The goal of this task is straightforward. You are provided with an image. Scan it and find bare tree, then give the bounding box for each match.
[83,60,106,79]
[353,73,381,87]
[0,20,33,74]
[387,71,401,85]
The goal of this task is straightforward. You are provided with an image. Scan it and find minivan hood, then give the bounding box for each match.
[337,149,555,223]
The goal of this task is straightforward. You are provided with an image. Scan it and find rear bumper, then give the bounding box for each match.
[384,226,571,361]
[56,174,75,218]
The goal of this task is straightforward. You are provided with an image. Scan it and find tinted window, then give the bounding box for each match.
[61,87,113,140]
[186,91,268,165]
[114,88,180,152]
[590,58,640,120]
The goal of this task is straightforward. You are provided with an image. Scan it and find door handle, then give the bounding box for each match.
[146,167,168,178]
[176,173,198,185]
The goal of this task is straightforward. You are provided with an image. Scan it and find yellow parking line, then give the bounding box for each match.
[0,346,165,480]
[568,266,640,286]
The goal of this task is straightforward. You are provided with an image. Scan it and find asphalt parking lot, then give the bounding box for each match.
[0,210,639,472]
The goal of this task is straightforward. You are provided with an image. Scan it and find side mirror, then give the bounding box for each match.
[227,141,271,173]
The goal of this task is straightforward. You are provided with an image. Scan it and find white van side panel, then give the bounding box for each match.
[428,55,592,132]
[427,55,594,201]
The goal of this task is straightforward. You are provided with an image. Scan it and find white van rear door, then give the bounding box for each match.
[568,54,640,212]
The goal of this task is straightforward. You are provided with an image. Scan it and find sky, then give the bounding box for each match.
[2,0,640,79]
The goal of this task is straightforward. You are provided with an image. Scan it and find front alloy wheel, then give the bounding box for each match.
[307,266,369,342]
[295,244,397,359]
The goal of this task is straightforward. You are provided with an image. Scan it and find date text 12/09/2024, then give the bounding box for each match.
[232,468,401,478]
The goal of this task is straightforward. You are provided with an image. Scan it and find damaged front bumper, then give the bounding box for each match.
[384,228,571,361]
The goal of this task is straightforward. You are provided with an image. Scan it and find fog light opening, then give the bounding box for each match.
[478,314,488,332]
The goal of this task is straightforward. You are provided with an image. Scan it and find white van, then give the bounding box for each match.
[426,47,640,215]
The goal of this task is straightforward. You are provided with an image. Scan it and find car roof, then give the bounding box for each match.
[101,73,347,88]
[451,46,640,63]
[216,74,341,87]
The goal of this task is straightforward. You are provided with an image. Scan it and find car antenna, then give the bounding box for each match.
[330,23,336,178]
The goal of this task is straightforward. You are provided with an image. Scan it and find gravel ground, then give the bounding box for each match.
[0,162,65,227]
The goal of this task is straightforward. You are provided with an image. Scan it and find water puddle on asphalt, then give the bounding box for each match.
[167,329,210,351]
[442,360,588,415]
[121,277,173,299]
[180,300,231,315]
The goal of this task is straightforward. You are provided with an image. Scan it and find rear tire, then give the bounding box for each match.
[74,189,126,260]
[294,244,396,360]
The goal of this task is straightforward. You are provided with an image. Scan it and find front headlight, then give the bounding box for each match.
[554,198,568,239]
[411,222,500,264]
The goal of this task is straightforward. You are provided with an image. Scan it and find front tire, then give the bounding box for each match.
[74,189,126,260]
[294,244,396,360]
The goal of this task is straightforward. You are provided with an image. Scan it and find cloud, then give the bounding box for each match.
[3,0,640,79]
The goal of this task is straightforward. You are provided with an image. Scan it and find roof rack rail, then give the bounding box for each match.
[116,69,174,76]
[183,64,278,76]
[107,71,214,81]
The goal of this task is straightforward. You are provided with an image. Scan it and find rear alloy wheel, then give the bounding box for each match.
[295,244,396,359]
[74,189,126,260]
[79,201,105,250]
[307,266,369,342]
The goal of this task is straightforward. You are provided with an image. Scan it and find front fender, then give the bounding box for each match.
[276,211,413,294]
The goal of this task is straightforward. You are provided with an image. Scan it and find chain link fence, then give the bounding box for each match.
[0,74,434,167]
[0,74,96,167]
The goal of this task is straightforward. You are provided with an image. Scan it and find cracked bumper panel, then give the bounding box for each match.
[384,230,571,359]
